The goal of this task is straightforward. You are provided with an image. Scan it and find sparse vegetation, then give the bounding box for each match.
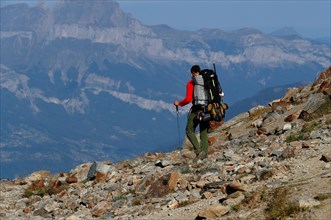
[301,121,320,133]
[265,187,307,220]
[259,169,274,181]
[325,118,331,125]
[285,120,321,143]
[248,106,272,120]
[231,204,241,212]
[285,132,305,143]
[313,99,331,119]
[180,165,192,174]
[178,200,191,208]
[23,180,68,198]
[303,99,331,122]
[131,197,142,206]
[24,186,51,198]
[112,195,128,202]
[314,193,331,201]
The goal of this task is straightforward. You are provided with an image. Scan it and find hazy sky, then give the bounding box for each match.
[1,0,330,39]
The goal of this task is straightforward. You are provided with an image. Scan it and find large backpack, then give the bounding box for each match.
[193,64,228,122]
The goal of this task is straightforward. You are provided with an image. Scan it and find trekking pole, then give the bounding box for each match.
[176,106,182,159]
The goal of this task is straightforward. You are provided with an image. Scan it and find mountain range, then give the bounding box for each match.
[1,0,330,179]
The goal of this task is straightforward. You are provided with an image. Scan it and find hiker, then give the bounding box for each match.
[173,65,209,162]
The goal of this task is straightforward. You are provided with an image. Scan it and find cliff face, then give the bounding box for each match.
[2,1,330,66]
[1,67,330,219]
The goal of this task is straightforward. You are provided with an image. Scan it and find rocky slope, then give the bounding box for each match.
[1,67,330,219]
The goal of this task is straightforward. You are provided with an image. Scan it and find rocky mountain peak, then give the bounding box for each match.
[1,0,145,41]
[54,0,135,28]
[271,27,301,37]
[1,3,49,32]
[1,67,330,219]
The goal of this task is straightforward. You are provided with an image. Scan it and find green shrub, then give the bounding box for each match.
[265,187,306,220]
[285,132,305,143]
[285,120,321,143]
[112,195,127,202]
[180,165,192,174]
[314,193,331,201]
[301,121,319,133]
[23,180,68,198]
[24,185,52,198]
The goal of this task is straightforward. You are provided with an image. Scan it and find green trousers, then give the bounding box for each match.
[186,111,209,156]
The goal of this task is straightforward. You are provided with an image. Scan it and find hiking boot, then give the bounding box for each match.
[193,154,200,163]
[192,150,201,163]
[193,151,207,163]
[199,151,208,160]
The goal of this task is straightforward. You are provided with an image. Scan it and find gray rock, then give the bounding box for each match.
[262,111,281,125]
[320,154,331,162]
[97,163,117,173]
[223,112,249,128]
[283,123,292,131]
[252,118,263,128]
[87,161,97,180]
[303,93,329,114]
[292,196,321,208]
[155,160,171,168]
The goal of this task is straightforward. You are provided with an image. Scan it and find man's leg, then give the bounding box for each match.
[199,120,209,158]
[186,112,201,156]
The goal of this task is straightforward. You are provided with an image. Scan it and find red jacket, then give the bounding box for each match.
[179,80,194,107]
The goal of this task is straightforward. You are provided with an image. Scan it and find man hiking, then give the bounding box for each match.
[174,65,209,162]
